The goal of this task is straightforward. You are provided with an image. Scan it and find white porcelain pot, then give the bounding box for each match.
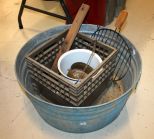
[58,49,102,83]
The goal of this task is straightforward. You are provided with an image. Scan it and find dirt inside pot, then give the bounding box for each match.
[67,62,93,79]
[93,81,124,105]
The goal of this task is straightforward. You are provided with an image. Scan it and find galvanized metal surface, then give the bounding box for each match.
[15,24,142,133]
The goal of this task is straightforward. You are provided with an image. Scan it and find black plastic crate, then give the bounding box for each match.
[26,30,118,106]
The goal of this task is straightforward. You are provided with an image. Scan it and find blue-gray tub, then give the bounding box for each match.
[15,25,142,133]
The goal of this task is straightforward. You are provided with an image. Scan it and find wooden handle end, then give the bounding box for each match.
[115,10,128,30]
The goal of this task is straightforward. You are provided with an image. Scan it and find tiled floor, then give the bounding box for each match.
[0,0,154,139]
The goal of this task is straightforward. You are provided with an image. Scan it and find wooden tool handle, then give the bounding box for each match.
[63,4,90,51]
[52,4,90,72]
[115,10,128,31]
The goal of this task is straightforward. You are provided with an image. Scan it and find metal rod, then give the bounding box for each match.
[59,0,72,23]
[18,0,26,29]
[25,5,67,20]
[18,0,72,29]
[75,40,97,84]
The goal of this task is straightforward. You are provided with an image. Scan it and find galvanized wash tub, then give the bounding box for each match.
[15,25,142,133]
